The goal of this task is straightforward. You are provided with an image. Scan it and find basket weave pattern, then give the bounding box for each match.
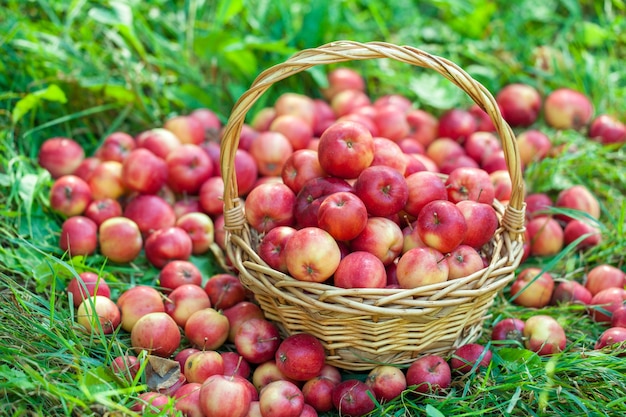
[220,41,526,371]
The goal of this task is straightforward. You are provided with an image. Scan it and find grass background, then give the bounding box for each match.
[1,0,626,416]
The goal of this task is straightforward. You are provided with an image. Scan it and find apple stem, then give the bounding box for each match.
[438,253,451,264]
[403,214,413,230]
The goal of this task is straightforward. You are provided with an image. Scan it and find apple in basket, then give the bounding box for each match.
[396,247,449,289]
[317,120,375,179]
[353,165,409,217]
[283,227,342,283]
[416,199,467,254]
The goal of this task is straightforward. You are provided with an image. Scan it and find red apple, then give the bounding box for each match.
[284,227,341,283]
[403,171,448,218]
[372,104,410,142]
[405,354,451,394]
[223,301,266,343]
[158,260,203,291]
[396,247,449,289]
[589,114,626,145]
[437,108,477,144]
[331,89,371,118]
[588,287,626,323]
[135,127,181,159]
[274,92,316,127]
[523,314,566,355]
[131,392,170,414]
[425,137,465,168]
[67,272,111,308]
[353,165,409,217]
[585,264,626,296]
[563,218,602,250]
[554,185,601,223]
[198,175,225,216]
[252,360,298,392]
[445,167,495,204]
[190,107,221,134]
[351,216,404,266]
[281,149,326,195]
[293,176,353,229]
[611,305,626,328]
[98,216,143,264]
[110,354,140,383]
[221,351,252,379]
[204,273,246,310]
[175,211,215,255]
[184,350,224,384]
[249,131,294,177]
[366,365,407,402]
[184,307,230,350]
[331,380,375,417]
[173,382,203,417]
[370,136,408,174]
[199,374,253,417]
[117,285,165,332]
[551,280,593,306]
[270,114,314,151]
[447,244,485,279]
[517,129,552,166]
[251,107,277,132]
[595,327,626,354]
[84,198,122,226]
[417,199,467,254]
[317,120,375,179]
[407,108,439,147]
[510,267,555,308]
[87,160,125,201]
[173,196,202,218]
[490,318,526,344]
[130,311,181,357]
[275,333,326,382]
[464,131,502,165]
[121,148,168,195]
[316,191,368,242]
[175,347,200,371]
[245,182,296,233]
[144,226,193,268]
[333,251,387,289]
[76,295,121,334]
[525,192,553,220]
[323,67,365,101]
[302,376,336,413]
[489,170,513,202]
[312,98,337,137]
[543,88,594,130]
[165,143,213,194]
[164,114,205,145]
[526,216,564,257]
[73,156,101,182]
[259,380,305,417]
[164,283,212,327]
[234,317,282,365]
[496,83,542,127]
[38,137,85,178]
[95,131,135,162]
[123,194,176,237]
[455,200,499,250]
[450,343,492,374]
[59,215,98,256]
[49,175,92,217]
[258,226,297,273]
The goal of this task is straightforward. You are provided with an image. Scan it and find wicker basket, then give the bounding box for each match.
[219,41,526,371]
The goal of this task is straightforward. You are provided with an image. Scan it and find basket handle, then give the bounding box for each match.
[220,41,526,239]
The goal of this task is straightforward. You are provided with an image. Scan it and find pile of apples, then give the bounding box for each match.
[37,63,626,416]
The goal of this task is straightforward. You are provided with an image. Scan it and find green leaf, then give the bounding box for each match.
[409,73,466,110]
[11,85,67,124]
[0,364,37,391]
[216,0,244,27]
[425,404,446,417]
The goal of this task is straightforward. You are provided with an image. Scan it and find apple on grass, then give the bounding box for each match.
[184,307,230,350]
[38,137,85,179]
[332,379,376,417]
[221,351,252,379]
[496,83,542,127]
[316,120,375,179]
[49,175,92,218]
[110,354,140,383]
[76,295,121,335]
[589,114,626,145]
[73,157,101,182]
[584,264,626,296]
[302,376,337,413]
[98,216,143,264]
[366,365,407,402]
[554,185,601,223]
[588,287,626,323]
[563,218,602,250]
[67,272,111,308]
[84,198,123,226]
[165,143,214,194]
[95,131,136,162]
[158,260,203,292]
[396,247,449,289]
[173,382,203,417]
[405,354,451,394]
[116,285,165,333]
[275,333,326,382]
[490,318,526,345]
[59,216,98,257]
[88,160,126,201]
[252,360,299,392]
[175,347,201,371]
[259,380,305,417]
[550,280,592,306]
[130,312,181,358]
[594,327,626,354]
[121,148,168,195]
[131,392,170,414]
[449,343,492,374]
[516,129,552,166]
[509,267,555,308]
[416,199,468,254]
[526,216,564,257]
[143,226,193,268]
[223,301,266,343]
[612,306,626,328]
[283,227,341,283]
[234,317,282,365]
[204,273,247,310]
[199,374,253,417]
[183,350,224,384]
[543,88,594,131]
[523,314,566,356]
[164,283,212,328]
[123,194,177,237]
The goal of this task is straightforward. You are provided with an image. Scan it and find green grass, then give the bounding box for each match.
[1,0,626,416]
